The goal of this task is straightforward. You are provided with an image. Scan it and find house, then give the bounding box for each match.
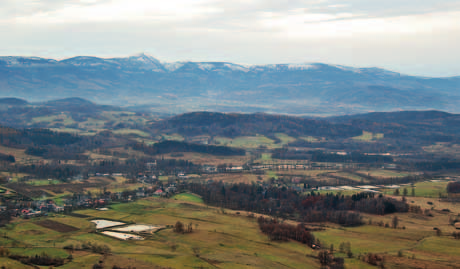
[154,189,164,196]
[136,188,146,197]
[203,165,217,173]
[226,166,243,172]
[178,173,189,180]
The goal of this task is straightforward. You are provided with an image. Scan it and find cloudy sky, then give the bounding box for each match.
[1,0,460,76]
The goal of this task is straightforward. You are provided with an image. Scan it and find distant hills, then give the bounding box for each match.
[149,111,362,139]
[1,54,459,115]
[1,97,460,155]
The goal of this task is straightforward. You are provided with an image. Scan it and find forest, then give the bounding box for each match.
[187,182,413,226]
[132,140,246,156]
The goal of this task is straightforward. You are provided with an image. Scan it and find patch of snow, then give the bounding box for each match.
[333,64,362,73]
[197,63,215,71]
[91,219,125,229]
[286,64,316,70]
[357,185,379,189]
[112,224,162,232]
[163,62,185,71]
[101,231,144,240]
[223,63,250,72]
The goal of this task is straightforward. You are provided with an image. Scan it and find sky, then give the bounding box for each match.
[1,0,460,77]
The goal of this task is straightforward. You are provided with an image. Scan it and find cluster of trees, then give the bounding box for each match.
[0,152,15,163]
[302,192,408,215]
[452,232,460,239]
[257,216,315,245]
[317,250,345,269]
[187,182,409,226]
[0,127,81,147]
[0,211,11,226]
[410,161,460,171]
[132,140,245,156]
[173,221,194,234]
[359,253,385,267]
[447,181,460,193]
[64,241,111,254]
[8,253,65,267]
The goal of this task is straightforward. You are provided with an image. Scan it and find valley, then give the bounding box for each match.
[0,99,460,268]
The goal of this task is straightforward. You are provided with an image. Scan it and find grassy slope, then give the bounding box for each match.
[0,198,321,268]
[1,193,460,268]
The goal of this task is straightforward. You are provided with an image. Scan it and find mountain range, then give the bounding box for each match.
[1,53,459,115]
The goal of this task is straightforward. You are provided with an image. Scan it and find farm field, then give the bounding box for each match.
[381,181,449,198]
[352,131,384,141]
[214,135,279,149]
[155,152,251,166]
[357,169,417,178]
[0,145,43,164]
[112,129,151,138]
[274,133,296,144]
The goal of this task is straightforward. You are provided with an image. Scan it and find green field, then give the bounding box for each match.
[32,114,76,125]
[352,131,384,141]
[214,135,278,149]
[274,133,296,144]
[260,153,272,161]
[161,134,184,141]
[171,193,204,203]
[26,179,61,186]
[382,181,449,198]
[113,129,151,138]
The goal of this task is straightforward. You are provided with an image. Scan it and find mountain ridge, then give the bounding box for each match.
[1,54,459,115]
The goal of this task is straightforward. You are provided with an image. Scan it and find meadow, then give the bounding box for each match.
[1,188,460,268]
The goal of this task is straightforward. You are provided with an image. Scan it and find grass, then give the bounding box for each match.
[0,145,42,164]
[352,131,384,141]
[32,114,75,125]
[381,181,449,198]
[260,153,272,161]
[331,172,367,183]
[274,133,296,144]
[214,135,278,149]
[161,134,184,141]
[266,171,278,180]
[26,179,61,186]
[155,152,251,166]
[358,169,415,178]
[171,193,204,203]
[113,129,150,138]
[299,136,319,142]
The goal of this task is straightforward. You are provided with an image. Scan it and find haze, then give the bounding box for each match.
[2,0,460,77]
